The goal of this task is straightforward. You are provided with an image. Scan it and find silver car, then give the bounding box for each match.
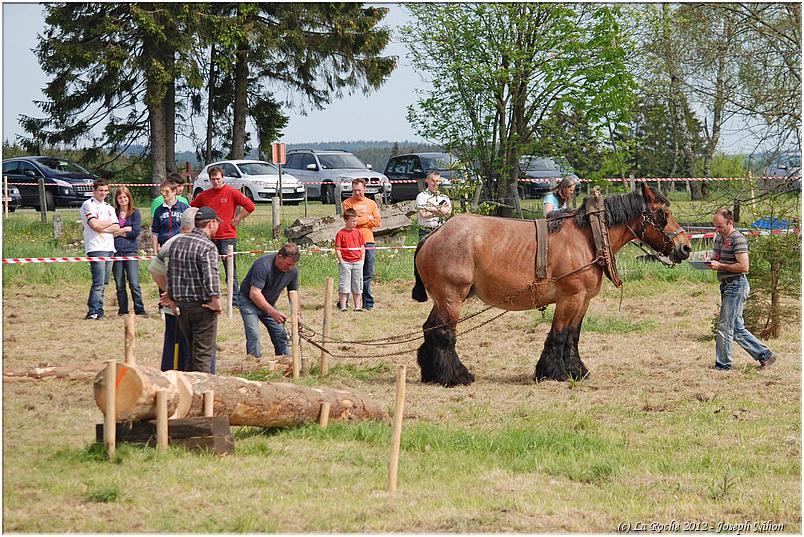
[193,160,305,204]
[284,149,391,204]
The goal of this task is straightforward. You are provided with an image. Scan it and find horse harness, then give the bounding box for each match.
[532,186,622,290]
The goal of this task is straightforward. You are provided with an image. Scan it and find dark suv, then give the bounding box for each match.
[2,156,100,210]
[383,152,473,202]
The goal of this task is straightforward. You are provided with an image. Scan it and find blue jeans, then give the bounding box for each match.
[213,238,240,307]
[113,258,146,315]
[363,243,376,309]
[239,296,289,357]
[87,251,113,316]
[716,276,772,369]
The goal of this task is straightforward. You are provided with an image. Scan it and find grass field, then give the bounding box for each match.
[2,198,801,532]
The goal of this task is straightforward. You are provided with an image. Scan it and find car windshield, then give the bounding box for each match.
[317,154,366,170]
[35,158,91,175]
[421,154,461,171]
[520,158,558,172]
[237,162,278,175]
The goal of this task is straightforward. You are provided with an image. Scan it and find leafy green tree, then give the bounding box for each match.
[745,233,801,339]
[401,3,634,204]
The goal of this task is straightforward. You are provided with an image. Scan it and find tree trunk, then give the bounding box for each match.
[205,45,217,164]
[93,364,389,427]
[231,45,249,160]
[147,81,167,195]
[770,263,781,338]
[164,78,176,174]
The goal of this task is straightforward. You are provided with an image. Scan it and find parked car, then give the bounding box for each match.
[1,156,100,211]
[4,185,21,212]
[284,149,391,204]
[384,152,477,202]
[763,152,801,192]
[193,160,305,204]
[517,156,580,198]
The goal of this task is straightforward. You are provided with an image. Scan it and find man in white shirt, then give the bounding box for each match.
[80,179,120,320]
[415,171,452,240]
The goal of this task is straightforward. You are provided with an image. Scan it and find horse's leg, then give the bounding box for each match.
[417,300,474,387]
[563,300,591,380]
[534,295,584,382]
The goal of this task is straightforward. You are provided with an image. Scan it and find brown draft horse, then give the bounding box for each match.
[411,183,691,386]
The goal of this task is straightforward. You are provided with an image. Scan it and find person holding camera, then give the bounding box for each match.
[415,171,452,240]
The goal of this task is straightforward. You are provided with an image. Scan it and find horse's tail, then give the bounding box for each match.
[411,235,429,302]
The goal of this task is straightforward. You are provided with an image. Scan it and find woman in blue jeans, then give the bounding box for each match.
[111,187,146,316]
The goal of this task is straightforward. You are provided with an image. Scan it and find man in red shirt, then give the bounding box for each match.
[191,166,256,308]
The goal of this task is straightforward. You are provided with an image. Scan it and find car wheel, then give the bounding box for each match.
[242,187,254,202]
[322,184,335,204]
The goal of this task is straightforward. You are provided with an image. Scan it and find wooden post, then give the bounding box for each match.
[38,177,47,223]
[3,175,8,218]
[272,196,280,239]
[124,313,136,365]
[103,360,116,460]
[335,189,342,216]
[290,290,300,380]
[203,390,214,417]
[53,214,63,240]
[747,170,756,215]
[320,277,333,375]
[387,365,406,493]
[156,390,169,451]
[733,198,741,225]
[629,174,635,192]
[319,401,331,428]
[303,188,308,218]
[226,244,234,319]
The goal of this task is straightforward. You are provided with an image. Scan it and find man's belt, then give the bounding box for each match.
[721,274,746,284]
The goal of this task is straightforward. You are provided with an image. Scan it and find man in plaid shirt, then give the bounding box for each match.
[167,206,223,373]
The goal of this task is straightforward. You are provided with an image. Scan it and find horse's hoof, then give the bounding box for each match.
[533,368,569,382]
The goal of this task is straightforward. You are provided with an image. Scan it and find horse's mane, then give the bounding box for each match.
[546,189,670,234]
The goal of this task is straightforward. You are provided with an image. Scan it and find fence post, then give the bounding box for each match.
[156,389,169,451]
[3,175,8,218]
[320,277,333,375]
[53,214,63,240]
[226,244,234,319]
[629,174,635,192]
[204,390,215,417]
[290,290,300,380]
[335,189,343,216]
[387,365,407,493]
[38,177,47,223]
[733,199,741,225]
[303,188,308,218]
[272,196,280,239]
[104,359,116,460]
[124,313,136,365]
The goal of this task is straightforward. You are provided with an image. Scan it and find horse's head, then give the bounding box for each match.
[635,183,691,263]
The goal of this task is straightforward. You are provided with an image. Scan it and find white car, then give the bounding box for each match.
[193,160,306,204]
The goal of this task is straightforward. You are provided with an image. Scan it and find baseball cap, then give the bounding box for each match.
[195,206,219,223]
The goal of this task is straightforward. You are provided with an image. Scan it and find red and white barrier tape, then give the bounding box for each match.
[7,175,800,189]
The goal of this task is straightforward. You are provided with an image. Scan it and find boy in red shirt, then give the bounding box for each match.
[334,208,366,312]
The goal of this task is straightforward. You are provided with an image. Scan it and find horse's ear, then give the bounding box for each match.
[641,182,657,205]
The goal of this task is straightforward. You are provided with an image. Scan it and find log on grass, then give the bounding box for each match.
[93,364,388,427]
[93,362,180,421]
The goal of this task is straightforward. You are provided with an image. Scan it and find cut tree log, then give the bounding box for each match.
[284,201,416,245]
[93,364,388,427]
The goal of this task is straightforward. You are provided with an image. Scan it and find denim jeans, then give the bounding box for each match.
[113,258,146,315]
[160,313,191,371]
[239,296,289,357]
[716,276,772,369]
[213,238,240,307]
[363,243,376,309]
[87,251,113,316]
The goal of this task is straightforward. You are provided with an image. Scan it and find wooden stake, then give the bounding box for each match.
[226,244,234,319]
[103,360,116,460]
[3,175,8,218]
[38,177,47,224]
[203,390,215,417]
[272,196,280,239]
[156,389,168,451]
[290,290,300,380]
[124,313,136,365]
[319,401,331,428]
[320,277,333,375]
[387,365,406,493]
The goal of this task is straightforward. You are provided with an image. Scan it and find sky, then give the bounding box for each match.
[0,3,773,155]
[1,3,427,149]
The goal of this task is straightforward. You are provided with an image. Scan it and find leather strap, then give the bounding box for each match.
[534,218,548,279]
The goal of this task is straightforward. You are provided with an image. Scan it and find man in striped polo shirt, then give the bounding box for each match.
[708,208,776,370]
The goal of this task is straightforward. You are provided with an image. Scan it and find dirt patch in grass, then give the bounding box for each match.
[3,278,801,532]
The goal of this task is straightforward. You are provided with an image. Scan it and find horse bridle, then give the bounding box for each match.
[627,205,686,266]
